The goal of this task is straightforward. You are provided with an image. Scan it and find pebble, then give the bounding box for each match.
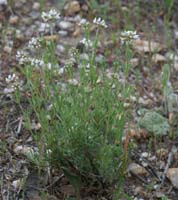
[15,30,24,40]
[0,0,7,5]
[167,168,178,189]
[29,11,39,20]
[141,152,149,158]
[128,163,148,176]
[130,58,139,67]
[57,44,65,53]
[58,21,74,31]
[151,53,166,63]
[32,2,40,10]
[95,54,104,63]
[12,179,21,189]
[21,17,32,25]
[9,15,19,25]
[14,145,38,156]
[4,46,12,53]
[64,0,80,16]
[58,30,68,37]
[174,30,178,40]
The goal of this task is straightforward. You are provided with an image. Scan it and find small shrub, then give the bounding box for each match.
[16,14,136,198]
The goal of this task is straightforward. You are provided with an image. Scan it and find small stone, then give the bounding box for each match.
[152,53,166,63]
[15,30,24,40]
[0,0,7,5]
[58,21,74,31]
[12,179,22,189]
[14,145,38,156]
[134,186,143,195]
[9,15,19,25]
[58,30,68,37]
[156,191,165,198]
[4,46,12,53]
[141,152,149,158]
[95,54,104,63]
[133,39,164,53]
[64,0,80,16]
[57,44,65,53]
[72,26,81,37]
[128,163,147,176]
[174,30,178,40]
[32,2,40,10]
[167,168,178,189]
[130,58,139,67]
[29,11,39,20]
[141,161,148,167]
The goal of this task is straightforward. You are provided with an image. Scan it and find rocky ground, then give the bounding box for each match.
[1,0,178,199]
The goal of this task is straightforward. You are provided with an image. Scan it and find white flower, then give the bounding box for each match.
[16,51,29,65]
[58,67,64,75]
[79,18,90,27]
[5,74,18,83]
[4,73,22,94]
[64,59,74,69]
[120,30,139,45]
[30,58,44,67]
[0,0,7,5]
[47,62,52,70]
[41,9,60,22]
[28,37,42,49]
[80,38,93,49]
[93,17,107,28]
[69,47,79,59]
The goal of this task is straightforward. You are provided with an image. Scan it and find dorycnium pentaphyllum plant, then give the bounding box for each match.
[16,10,138,198]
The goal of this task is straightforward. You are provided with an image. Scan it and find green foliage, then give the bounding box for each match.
[16,13,134,197]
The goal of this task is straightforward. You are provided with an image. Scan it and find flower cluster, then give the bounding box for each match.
[28,37,42,49]
[16,51,29,65]
[69,47,79,60]
[41,9,60,22]
[120,30,139,45]
[30,58,44,68]
[64,59,74,69]
[93,17,107,28]
[4,73,22,94]
[80,38,93,49]
[16,50,57,69]
[5,74,18,84]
